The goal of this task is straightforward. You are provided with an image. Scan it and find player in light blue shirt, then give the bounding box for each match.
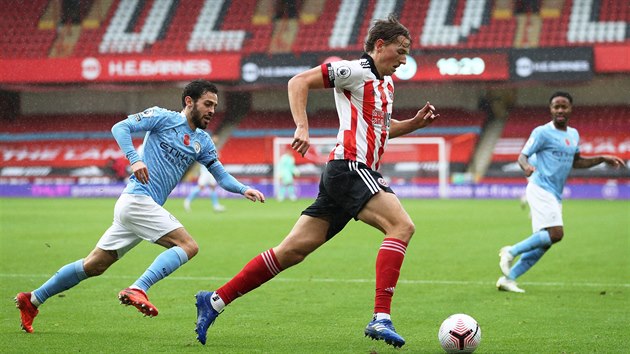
[497,91,625,293]
[15,80,266,333]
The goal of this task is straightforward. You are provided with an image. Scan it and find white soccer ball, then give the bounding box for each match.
[438,313,481,353]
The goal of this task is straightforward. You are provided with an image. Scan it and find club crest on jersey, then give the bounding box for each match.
[141,108,155,117]
[336,66,351,79]
[194,141,201,153]
[378,177,389,187]
[183,134,190,146]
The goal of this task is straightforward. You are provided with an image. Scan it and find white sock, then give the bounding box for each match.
[30,293,41,307]
[210,292,225,312]
[375,312,391,321]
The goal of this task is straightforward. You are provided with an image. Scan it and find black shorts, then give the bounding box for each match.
[301,159,394,240]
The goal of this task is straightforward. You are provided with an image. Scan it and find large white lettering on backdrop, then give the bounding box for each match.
[99,0,174,53]
[421,0,486,46]
[98,0,628,54]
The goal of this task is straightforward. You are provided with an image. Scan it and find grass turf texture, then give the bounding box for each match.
[1,197,628,353]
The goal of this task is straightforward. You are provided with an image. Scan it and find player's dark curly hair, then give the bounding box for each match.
[549,91,573,104]
[364,14,410,53]
[182,80,219,108]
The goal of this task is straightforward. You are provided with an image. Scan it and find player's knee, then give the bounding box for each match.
[397,220,415,243]
[278,247,309,267]
[548,227,564,243]
[181,239,199,259]
[550,231,564,243]
[83,261,109,277]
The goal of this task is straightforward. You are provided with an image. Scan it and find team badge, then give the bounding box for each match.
[141,108,154,117]
[336,66,351,79]
[194,141,201,153]
[378,177,389,187]
[183,134,190,146]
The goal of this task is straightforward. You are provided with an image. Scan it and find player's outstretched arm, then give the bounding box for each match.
[389,102,439,139]
[572,153,626,169]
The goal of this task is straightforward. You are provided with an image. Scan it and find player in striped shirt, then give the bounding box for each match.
[15,80,265,333]
[195,15,438,348]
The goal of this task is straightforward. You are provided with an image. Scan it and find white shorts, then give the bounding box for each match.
[198,168,217,187]
[526,182,563,232]
[96,194,184,258]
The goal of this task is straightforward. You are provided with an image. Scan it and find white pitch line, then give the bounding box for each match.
[2,273,628,288]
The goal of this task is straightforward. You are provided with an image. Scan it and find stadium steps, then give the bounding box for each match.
[269,18,299,54]
[466,90,516,181]
[49,24,82,57]
[514,13,542,48]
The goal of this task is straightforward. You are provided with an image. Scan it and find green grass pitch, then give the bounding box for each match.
[1,197,628,353]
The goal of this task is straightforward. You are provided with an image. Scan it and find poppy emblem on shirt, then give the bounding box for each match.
[183,134,190,146]
[565,138,570,146]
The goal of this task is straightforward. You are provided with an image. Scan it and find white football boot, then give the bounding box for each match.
[496,276,525,293]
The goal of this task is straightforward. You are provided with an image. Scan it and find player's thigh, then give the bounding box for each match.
[526,183,563,232]
[357,191,414,236]
[274,215,330,266]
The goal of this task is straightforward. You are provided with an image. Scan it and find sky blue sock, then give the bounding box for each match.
[33,259,87,305]
[510,230,551,257]
[509,247,548,280]
[132,246,188,292]
[210,189,220,207]
[186,186,201,202]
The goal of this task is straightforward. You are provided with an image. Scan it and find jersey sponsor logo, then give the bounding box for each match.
[336,66,351,79]
[194,141,201,153]
[159,141,194,167]
[372,110,385,125]
[133,113,142,122]
[183,134,190,146]
[377,177,389,187]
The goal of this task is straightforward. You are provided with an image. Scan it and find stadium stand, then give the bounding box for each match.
[3,0,629,58]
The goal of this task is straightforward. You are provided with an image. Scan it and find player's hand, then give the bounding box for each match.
[292,126,310,157]
[414,102,439,128]
[244,189,266,203]
[131,161,149,184]
[604,155,626,168]
[523,165,535,177]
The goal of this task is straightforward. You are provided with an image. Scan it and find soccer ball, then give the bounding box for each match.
[438,314,481,353]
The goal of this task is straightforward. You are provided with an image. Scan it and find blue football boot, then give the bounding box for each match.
[195,291,220,345]
[364,318,406,348]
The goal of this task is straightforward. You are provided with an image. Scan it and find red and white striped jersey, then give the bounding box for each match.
[321,54,394,170]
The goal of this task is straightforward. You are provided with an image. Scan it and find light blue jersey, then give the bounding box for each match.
[112,106,247,205]
[521,121,580,201]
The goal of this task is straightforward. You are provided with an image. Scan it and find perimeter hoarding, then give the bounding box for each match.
[0,55,242,84]
[510,47,593,82]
